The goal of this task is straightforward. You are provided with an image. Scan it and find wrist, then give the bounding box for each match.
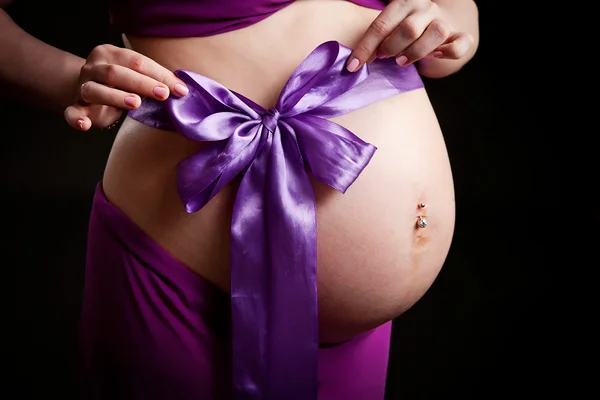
[55,53,86,112]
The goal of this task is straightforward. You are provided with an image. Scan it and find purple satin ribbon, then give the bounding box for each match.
[129,41,423,399]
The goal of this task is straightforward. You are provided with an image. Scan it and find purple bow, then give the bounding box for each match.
[129,41,423,399]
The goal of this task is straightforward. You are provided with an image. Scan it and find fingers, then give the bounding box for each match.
[64,104,122,132]
[65,105,92,131]
[347,1,410,72]
[348,0,474,72]
[393,19,451,66]
[80,63,174,104]
[429,32,475,60]
[66,44,190,132]
[89,45,189,97]
[80,80,141,110]
[378,11,440,56]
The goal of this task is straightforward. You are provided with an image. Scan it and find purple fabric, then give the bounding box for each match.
[109,0,387,37]
[81,184,393,399]
[128,41,423,399]
[81,187,231,399]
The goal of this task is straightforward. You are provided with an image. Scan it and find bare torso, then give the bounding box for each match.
[102,0,455,343]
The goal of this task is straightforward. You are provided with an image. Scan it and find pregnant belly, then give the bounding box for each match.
[103,1,456,343]
[103,88,455,343]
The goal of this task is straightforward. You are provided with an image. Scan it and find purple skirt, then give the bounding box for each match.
[80,185,392,399]
[80,41,424,399]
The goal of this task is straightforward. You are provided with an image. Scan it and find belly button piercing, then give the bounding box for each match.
[416,203,428,228]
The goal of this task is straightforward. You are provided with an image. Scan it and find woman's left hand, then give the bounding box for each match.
[346,0,475,72]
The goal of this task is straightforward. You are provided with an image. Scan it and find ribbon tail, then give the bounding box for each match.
[265,126,318,398]
[230,125,318,400]
[230,133,271,400]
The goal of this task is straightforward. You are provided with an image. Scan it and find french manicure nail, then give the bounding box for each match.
[124,96,139,108]
[346,58,360,72]
[174,83,189,96]
[396,55,408,66]
[153,86,169,99]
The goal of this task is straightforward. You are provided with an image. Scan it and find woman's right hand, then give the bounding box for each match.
[64,44,189,131]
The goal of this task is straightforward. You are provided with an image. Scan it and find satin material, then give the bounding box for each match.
[129,41,423,399]
[109,0,387,37]
[82,184,393,399]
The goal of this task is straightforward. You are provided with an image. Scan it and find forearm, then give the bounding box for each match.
[417,0,479,78]
[0,9,86,113]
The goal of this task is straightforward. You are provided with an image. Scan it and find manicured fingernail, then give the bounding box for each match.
[77,118,85,129]
[346,58,360,72]
[376,51,387,59]
[174,83,189,96]
[433,51,444,58]
[153,86,169,99]
[396,55,408,66]
[124,96,140,108]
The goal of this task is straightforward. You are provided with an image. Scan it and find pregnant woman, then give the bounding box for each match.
[0,0,479,398]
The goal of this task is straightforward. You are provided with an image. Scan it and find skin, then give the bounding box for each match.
[1,0,478,126]
[349,0,479,77]
[0,2,188,128]
[1,0,479,343]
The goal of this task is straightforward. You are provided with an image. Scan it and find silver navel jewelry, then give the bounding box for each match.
[416,203,428,228]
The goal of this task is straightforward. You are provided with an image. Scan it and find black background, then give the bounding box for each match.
[1,1,592,398]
